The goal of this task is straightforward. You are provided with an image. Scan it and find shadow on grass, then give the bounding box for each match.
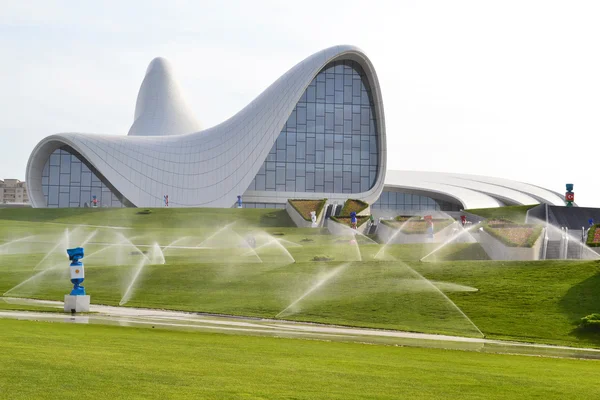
[569,327,600,345]
[259,210,294,227]
[560,268,600,345]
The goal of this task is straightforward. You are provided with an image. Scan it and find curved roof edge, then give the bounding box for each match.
[384,170,564,210]
[27,45,386,208]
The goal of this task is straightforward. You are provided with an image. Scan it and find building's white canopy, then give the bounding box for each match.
[384,170,565,209]
[26,45,387,208]
[26,45,564,210]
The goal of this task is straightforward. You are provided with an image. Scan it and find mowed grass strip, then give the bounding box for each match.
[0,319,599,400]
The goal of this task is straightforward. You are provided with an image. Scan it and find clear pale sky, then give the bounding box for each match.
[1,1,599,206]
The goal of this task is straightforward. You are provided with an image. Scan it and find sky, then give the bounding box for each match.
[1,0,599,206]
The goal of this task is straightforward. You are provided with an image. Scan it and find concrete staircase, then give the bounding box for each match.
[567,242,583,259]
[545,240,561,259]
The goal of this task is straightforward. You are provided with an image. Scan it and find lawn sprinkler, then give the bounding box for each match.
[67,247,85,295]
[64,246,90,313]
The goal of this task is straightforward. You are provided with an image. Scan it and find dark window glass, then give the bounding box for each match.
[41,146,125,208]
[247,60,378,195]
[371,190,461,212]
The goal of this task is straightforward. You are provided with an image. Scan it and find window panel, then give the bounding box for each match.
[246,60,378,194]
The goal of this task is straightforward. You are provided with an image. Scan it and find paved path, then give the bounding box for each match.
[2,297,599,360]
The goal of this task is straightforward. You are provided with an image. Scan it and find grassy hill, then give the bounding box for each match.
[1,208,599,347]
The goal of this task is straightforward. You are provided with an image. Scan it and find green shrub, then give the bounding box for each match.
[579,313,600,332]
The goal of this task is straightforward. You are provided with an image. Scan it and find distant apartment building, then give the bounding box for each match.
[0,179,29,204]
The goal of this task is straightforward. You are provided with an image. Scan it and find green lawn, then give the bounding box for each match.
[1,208,600,347]
[466,205,537,223]
[0,319,598,400]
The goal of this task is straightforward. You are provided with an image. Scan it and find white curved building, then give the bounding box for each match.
[26,45,565,211]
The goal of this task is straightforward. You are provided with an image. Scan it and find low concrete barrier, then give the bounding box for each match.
[285,201,324,228]
[473,228,544,261]
[376,220,474,244]
[327,219,369,236]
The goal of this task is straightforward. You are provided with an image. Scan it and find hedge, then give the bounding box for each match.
[579,313,600,332]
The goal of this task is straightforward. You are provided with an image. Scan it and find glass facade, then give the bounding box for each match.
[371,190,462,212]
[246,60,378,194]
[41,147,129,208]
[242,202,286,209]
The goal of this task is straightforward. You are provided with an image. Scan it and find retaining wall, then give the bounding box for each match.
[473,228,544,261]
[285,201,324,228]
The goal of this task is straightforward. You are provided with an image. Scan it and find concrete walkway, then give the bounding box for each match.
[2,297,599,360]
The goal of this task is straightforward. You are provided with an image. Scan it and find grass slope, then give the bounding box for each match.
[0,207,295,228]
[466,205,537,223]
[1,208,600,347]
[1,319,599,400]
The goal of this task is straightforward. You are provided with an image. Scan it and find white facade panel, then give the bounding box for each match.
[26,45,562,211]
[27,46,387,208]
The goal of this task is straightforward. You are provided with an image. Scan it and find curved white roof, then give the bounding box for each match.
[384,170,564,209]
[26,46,387,208]
[128,57,202,137]
[26,45,563,211]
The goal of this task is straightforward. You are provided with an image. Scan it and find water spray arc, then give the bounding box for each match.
[197,222,237,248]
[276,263,350,318]
[0,235,37,254]
[162,236,191,253]
[119,258,147,306]
[399,259,484,338]
[373,216,421,260]
[3,266,61,296]
[420,222,480,262]
[80,230,98,248]
[119,243,165,306]
[33,229,72,270]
